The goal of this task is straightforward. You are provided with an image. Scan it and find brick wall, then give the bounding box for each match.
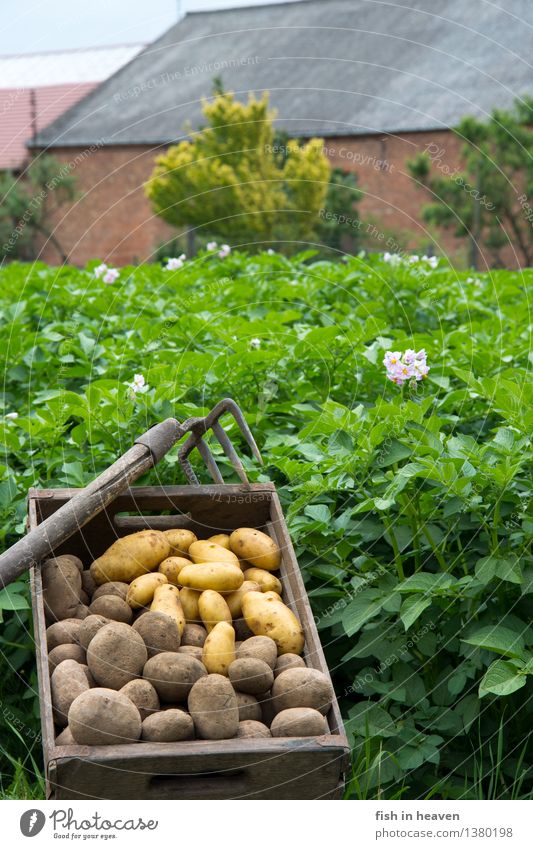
[37,130,486,267]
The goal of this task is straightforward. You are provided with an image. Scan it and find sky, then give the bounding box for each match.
[0,0,296,54]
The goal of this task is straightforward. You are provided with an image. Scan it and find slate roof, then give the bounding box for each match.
[32,0,533,148]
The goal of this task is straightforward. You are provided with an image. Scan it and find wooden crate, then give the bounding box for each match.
[29,483,350,800]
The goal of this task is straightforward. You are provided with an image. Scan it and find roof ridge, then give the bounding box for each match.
[0,43,145,60]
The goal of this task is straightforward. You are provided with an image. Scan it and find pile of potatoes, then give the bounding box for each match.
[44,527,334,746]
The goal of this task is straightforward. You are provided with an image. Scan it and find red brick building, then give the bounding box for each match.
[31,0,532,268]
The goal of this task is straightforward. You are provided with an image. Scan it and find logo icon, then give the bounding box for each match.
[20,810,46,837]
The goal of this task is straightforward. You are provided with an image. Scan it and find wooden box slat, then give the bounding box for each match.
[29,484,350,800]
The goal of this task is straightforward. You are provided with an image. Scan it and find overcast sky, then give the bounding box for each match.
[0,0,296,54]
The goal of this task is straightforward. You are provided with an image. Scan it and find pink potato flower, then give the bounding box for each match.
[94,262,119,284]
[383,348,429,386]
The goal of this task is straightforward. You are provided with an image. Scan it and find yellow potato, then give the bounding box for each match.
[180,588,201,622]
[208,534,231,550]
[242,592,304,656]
[178,562,244,593]
[158,556,192,586]
[225,580,260,619]
[242,568,282,594]
[198,590,232,633]
[189,541,240,567]
[202,622,236,675]
[263,590,283,603]
[90,530,170,585]
[164,529,197,557]
[229,528,281,572]
[126,572,168,609]
[151,584,185,636]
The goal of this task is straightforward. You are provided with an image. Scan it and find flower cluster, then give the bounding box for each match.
[94,262,120,284]
[218,244,231,258]
[165,254,186,271]
[383,252,438,269]
[383,349,429,386]
[127,373,149,398]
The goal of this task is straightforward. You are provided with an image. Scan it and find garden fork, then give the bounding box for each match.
[0,398,262,588]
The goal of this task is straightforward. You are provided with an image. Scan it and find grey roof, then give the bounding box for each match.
[33,0,533,147]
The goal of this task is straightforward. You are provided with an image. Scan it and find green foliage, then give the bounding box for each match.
[0,250,531,799]
[0,155,78,262]
[408,97,533,268]
[145,91,330,247]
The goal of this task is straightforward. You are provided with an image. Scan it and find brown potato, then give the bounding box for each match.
[80,590,90,606]
[87,622,147,689]
[181,623,207,647]
[119,679,159,720]
[233,618,254,642]
[274,653,306,678]
[141,709,194,742]
[234,691,262,722]
[55,726,75,745]
[229,528,281,571]
[92,582,129,602]
[164,529,197,557]
[198,590,232,633]
[242,568,282,594]
[42,556,82,623]
[270,707,327,737]
[90,530,170,586]
[48,643,86,676]
[271,668,333,716]
[189,541,240,567]
[89,596,133,624]
[177,645,203,662]
[46,619,82,651]
[78,615,109,650]
[228,658,274,695]
[68,688,142,745]
[81,570,97,598]
[158,557,191,586]
[51,659,92,727]
[225,581,260,619]
[237,720,271,738]
[132,610,181,657]
[236,636,277,669]
[73,604,90,620]
[143,652,207,702]
[188,674,239,740]
[180,588,201,622]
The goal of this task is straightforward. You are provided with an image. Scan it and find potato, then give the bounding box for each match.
[143,652,207,702]
[198,590,232,633]
[132,611,181,657]
[189,540,240,567]
[207,534,231,549]
[234,617,254,642]
[242,592,304,655]
[42,556,82,623]
[158,557,191,586]
[51,659,92,727]
[87,622,147,689]
[126,572,167,608]
[225,581,260,619]
[151,584,185,635]
[78,614,109,650]
[179,563,243,593]
[235,691,262,722]
[164,528,197,556]
[68,688,142,745]
[236,636,277,669]
[119,679,159,720]
[177,645,203,662]
[237,720,271,738]
[242,568,282,594]
[274,653,306,678]
[181,623,207,647]
[46,619,82,651]
[228,658,274,695]
[89,596,133,624]
[48,643,86,675]
[92,581,129,602]
[263,591,283,603]
[180,588,201,622]
[90,530,170,585]
[188,674,239,740]
[74,603,90,620]
[141,709,194,742]
[80,590,90,606]
[202,622,235,675]
[271,668,333,715]
[55,726,75,745]
[230,528,281,571]
[271,707,327,737]
[81,570,97,598]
